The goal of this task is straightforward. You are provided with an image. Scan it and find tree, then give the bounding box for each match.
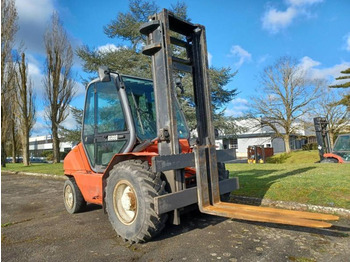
[330,68,350,88]
[313,88,349,147]
[251,56,322,153]
[14,52,36,166]
[59,106,83,143]
[329,68,350,111]
[104,0,158,51]
[1,0,18,167]
[43,12,76,164]
[77,0,237,133]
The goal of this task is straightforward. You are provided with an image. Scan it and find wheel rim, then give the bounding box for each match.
[113,180,137,225]
[64,184,74,209]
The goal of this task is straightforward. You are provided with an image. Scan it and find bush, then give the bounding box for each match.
[302,143,318,150]
[40,150,69,161]
[41,150,53,161]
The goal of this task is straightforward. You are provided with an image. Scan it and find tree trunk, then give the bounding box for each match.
[52,126,60,164]
[283,134,291,153]
[22,129,30,166]
[1,141,6,167]
[329,132,334,149]
[11,120,17,163]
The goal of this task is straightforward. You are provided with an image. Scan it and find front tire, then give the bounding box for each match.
[63,177,86,214]
[105,160,167,243]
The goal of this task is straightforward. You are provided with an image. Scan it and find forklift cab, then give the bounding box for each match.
[82,70,190,172]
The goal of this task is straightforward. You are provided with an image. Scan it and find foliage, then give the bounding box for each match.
[40,150,67,161]
[250,56,322,153]
[312,87,349,147]
[41,150,53,161]
[77,0,238,134]
[329,68,350,111]
[59,106,83,143]
[301,143,318,151]
[43,12,76,163]
[14,51,36,166]
[1,0,18,167]
[104,0,159,50]
[329,68,350,88]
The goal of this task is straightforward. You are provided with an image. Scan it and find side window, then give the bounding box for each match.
[96,81,126,134]
[82,80,130,169]
[82,84,95,166]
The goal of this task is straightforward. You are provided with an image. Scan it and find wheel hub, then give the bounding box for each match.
[64,185,74,209]
[113,180,138,225]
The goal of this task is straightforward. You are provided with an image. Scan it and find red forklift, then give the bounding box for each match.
[62,10,338,243]
[313,117,350,163]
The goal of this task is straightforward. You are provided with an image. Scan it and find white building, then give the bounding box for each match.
[215,118,309,158]
[29,135,75,157]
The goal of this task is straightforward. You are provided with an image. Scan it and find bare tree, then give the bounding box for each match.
[1,0,18,166]
[14,52,36,166]
[43,12,76,164]
[251,56,321,153]
[314,88,349,148]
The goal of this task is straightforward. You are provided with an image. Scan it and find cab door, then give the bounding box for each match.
[82,79,130,170]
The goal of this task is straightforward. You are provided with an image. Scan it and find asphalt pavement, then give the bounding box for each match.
[1,172,350,262]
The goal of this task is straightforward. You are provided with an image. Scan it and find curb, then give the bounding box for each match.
[231,195,350,218]
[3,171,350,218]
[2,171,67,180]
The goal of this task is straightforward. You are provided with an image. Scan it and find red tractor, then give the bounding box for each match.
[63,9,338,243]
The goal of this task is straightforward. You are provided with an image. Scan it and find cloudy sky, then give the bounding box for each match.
[14,0,350,135]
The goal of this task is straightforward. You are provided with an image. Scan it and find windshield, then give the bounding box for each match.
[122,76,189,141]
[333,135,350,152]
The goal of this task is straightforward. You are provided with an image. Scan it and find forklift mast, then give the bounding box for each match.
[140,9,235,224]
[313,117,331,161]
[139,9,338,228]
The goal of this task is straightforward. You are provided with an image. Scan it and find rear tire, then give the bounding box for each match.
[63,177,86,214]
[105,160,168,243]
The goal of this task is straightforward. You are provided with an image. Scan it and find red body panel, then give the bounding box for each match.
[63,139,192,205]
[323,153,344,163]
[63,144,103,204]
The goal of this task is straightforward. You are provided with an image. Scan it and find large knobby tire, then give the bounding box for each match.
[105,160,168,243]
[63,177,87,214]
[218,162,231,202]
[320,158,338,163]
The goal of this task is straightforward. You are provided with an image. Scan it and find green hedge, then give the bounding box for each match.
[40,150,69,161]
[302,143,318,150]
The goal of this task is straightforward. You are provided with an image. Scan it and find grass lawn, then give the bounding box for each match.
[2,150,350,209]
[2,163,64,176]
[226,151,350,209]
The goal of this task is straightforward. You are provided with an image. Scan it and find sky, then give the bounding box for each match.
[14,0,350,136]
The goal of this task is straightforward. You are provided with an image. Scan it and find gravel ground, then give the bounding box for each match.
[2,172,350,262]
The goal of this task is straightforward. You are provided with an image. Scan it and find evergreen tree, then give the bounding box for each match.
[329,68,350,110]
[77,0,238,133]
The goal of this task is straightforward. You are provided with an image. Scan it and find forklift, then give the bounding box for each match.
[314,117,350,163]
[63,9,338,243]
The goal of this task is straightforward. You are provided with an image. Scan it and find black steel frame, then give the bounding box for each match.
[313,117,331,161]
[140,9,238,224]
